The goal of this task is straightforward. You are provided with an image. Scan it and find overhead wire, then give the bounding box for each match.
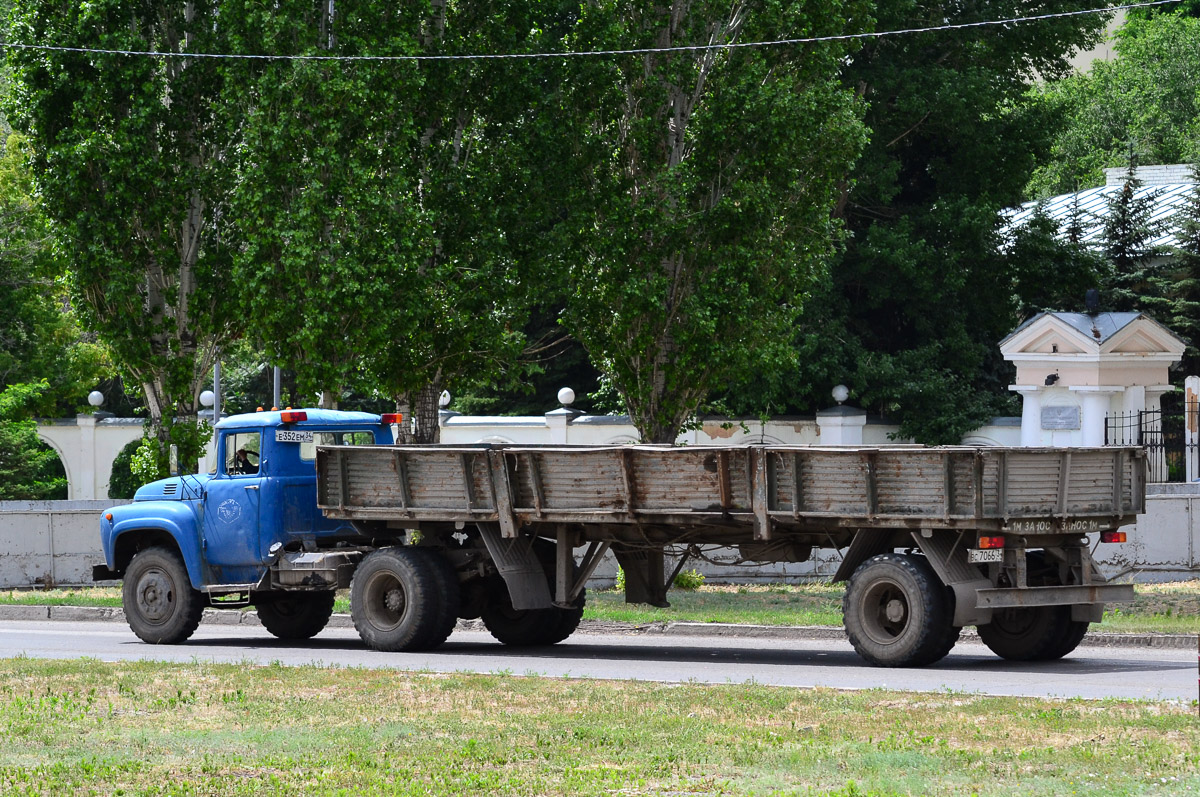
[0,0,1178,63]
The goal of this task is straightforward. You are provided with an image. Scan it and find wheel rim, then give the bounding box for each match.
[860,579,911,644]
[363,570,407,631]
[135,567,176,625]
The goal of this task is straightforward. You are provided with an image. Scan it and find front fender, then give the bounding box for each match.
[101,501,206,591]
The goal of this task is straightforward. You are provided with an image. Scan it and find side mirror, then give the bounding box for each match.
[169,444,179,477]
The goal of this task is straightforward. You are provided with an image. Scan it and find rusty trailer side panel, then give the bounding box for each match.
[315,444,1146,541]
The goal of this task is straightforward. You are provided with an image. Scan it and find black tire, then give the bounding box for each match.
[122,546,204,644]
[480,540,585,647]
[350,547,451,652]
[256,591,336,640]
[1042,616,1090,660]
[422,549,462,649]
[978,551,1090,661]
[978,605,1071,661]
[843,553,953,667]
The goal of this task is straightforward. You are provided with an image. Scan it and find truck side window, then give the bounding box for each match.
[226,432,262,476]
[299,430,376,461]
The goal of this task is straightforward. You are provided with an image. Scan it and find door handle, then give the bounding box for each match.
[244,485,260,491]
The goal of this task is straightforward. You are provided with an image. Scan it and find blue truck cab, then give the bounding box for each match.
[95,409,395,643]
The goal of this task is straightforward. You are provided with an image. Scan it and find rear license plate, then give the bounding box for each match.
[967,548,1004,564]
[276,429,314,443]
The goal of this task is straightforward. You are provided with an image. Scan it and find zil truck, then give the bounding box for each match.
[95,408,1145,667]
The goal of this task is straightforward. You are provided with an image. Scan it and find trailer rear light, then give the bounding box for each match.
[977,536,1006,549]
[1100,531,1127,543]
[381,413,403,425]
[279,410,308,423]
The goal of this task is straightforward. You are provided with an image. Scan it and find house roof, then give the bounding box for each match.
[999,311,1187,353]
[1004,183,1196,251]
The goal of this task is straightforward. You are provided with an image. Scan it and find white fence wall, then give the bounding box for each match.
[2,492,1196,589]
[0,501,129,588]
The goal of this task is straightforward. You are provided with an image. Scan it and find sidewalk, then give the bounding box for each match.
[2,605,1195,650]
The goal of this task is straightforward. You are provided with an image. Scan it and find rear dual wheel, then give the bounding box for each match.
[481,540,584,647]
[976,551,1090,661]
[350,547,460,652]
[978,606,1088,661]
[843,553,954,668]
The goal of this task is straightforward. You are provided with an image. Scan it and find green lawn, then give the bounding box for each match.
[0,657,1196,796]
[5,579,1199,634]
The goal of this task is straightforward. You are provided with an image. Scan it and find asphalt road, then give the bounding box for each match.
[0,619,1193,702]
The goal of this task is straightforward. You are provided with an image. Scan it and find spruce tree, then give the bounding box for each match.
[1169,163,1200,374]
[1102,158,1167,315]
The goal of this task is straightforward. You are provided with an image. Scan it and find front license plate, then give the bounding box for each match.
[967,548,1004,564]
[275,429,314,443]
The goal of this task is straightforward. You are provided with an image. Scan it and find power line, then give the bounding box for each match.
[0,0,1176,63]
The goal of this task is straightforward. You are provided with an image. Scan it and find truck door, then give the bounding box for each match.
[202,430,265,584]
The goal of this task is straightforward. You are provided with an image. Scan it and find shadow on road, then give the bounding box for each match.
[180,631,1196,676]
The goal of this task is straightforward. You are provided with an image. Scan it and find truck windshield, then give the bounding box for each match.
[299,431,376,461]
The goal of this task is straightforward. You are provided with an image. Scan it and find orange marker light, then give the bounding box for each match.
[977,536,1006,549]
[105,513,113,522]
[1100,531,1127,543]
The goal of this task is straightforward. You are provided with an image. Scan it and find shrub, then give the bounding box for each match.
[673,568,705,590]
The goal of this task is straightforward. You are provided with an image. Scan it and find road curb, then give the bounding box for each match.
[2,605,1195,649]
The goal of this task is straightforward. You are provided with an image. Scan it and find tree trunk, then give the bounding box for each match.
[394,380,443,444]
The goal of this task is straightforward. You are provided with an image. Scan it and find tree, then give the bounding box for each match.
[1168,165,1200,374]
[5,0,241,469]
[1028,14,1200,197]
[719,1,1108,443]
[554,0,869,443]
[0,133,108,416]
[0,381,66,500]
[1101,161,1168,315]
[227,0,559,442]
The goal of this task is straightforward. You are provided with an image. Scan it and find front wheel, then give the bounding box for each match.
[122,546,204,644]
[256,591,336,640]
[843,553,953,667]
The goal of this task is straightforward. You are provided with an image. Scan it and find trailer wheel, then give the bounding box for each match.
[1043,616,1090,660]
[423,550,462,649]
[978,551,1091,661]
[843,554,952,667]
[350,548,448,652]
[256,591,336,640]
[123,546,204,644]
[481,540,584,647]
[977,605,1074,661]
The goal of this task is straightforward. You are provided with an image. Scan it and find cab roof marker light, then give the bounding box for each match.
[279,410,308,423]
[381,413,402,425]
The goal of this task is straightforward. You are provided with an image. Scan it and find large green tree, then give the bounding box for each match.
[719,1,1108,443]
[1028,13,1200,197]
[554,0,869,443]
[5,0,240,466]
[227,0,562,442]
[0,133,108,415]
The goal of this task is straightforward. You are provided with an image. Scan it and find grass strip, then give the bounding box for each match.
[0,658,1196,796]
[5,580,1200,634]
